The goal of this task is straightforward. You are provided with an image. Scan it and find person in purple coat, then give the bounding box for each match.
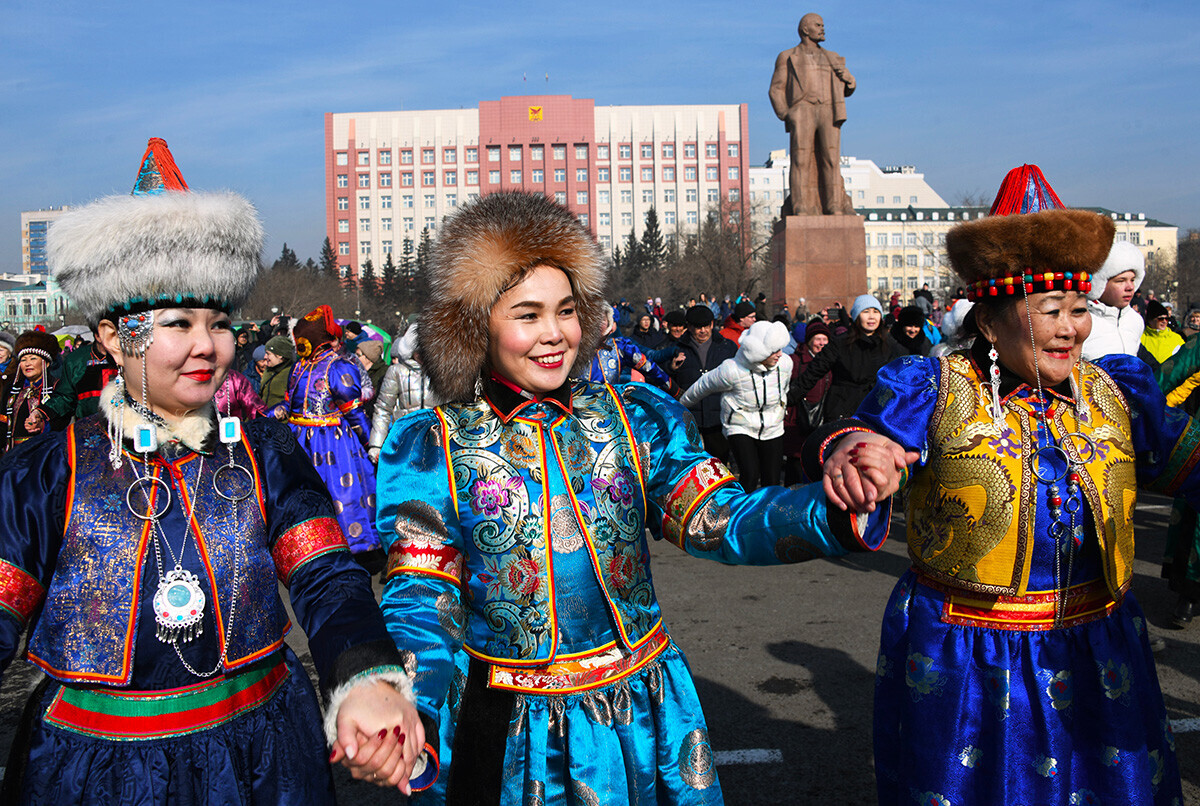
[285,305,384,574]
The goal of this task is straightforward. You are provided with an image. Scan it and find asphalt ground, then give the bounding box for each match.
[0,493,1195,804]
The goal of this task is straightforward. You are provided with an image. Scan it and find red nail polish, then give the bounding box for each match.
[849,457,859,464]
[848,448,859,456]
[378,729,387,740]
[856,441,868,448]
[393,726,403,739]
[329,748,337,761]
[398,732,405,744]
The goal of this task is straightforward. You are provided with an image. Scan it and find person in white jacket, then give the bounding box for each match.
[367,323,441,463]
[679,319,792,490]
[1082,240,1145,360]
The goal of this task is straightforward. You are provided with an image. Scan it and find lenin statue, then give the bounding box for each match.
[769,13,856,216]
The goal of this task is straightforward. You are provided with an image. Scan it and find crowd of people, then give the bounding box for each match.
[0,140,1194,806]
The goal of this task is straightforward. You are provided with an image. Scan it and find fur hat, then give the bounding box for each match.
[418,192,607,403]
[897,306,926,328]
[13,330,61,364]
[48,138,263,324]
[947,209,1113,301]
[663,310,687,327]
[738,320,790,364]
[685,305,714,326]
[0,332,14,354]
[1089,241,1146,300]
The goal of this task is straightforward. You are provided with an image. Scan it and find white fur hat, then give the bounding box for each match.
[1088,241,1145,300]
[738,320,790,364]
[48,139,262,323]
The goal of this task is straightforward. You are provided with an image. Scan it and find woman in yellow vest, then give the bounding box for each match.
[814,166,1189,805]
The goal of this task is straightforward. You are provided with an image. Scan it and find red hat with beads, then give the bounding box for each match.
[947,165,1113,303]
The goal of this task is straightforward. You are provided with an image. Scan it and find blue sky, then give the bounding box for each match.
[3,0,1197,271]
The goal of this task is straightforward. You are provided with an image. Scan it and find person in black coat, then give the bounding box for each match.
[629,312,667,352]
[889,305,933,356]
[792,293,904,421]
[669,305,738,462]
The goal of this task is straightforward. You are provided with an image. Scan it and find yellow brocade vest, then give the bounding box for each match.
[906,354,1137,598]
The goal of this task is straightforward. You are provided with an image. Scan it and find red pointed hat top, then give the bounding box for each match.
[131,137,189,196]
[987,164,1065,216]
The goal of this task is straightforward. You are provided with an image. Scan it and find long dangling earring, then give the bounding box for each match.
[987,342,1004,433]
[108,370,125,468]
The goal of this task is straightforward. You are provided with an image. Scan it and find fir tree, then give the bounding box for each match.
[319,237,337,277]
[416,228,433,276]
[381,252,398,306]
[640,208,666,273]
[359,258,378,300]
[273,243,300,272]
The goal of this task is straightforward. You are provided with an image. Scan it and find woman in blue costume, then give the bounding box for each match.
[814,166,1190,805]
[0,138,426,804]
[375,191,906,805]
[283,305,385,574]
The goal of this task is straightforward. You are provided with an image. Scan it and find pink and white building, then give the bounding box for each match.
[325,95,749,278]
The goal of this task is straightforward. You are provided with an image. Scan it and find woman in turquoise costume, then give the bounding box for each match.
[815,166,1191,805]
[0,139,424,804]
[375,191,904,804]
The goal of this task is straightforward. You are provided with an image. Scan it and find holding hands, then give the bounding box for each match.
[823,432,917,513]
[330,679,427,794]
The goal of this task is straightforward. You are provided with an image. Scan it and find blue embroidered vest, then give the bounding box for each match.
[28,417,290,685]
[437,382,661,665]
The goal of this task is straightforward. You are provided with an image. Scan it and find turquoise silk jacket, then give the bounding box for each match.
[376,379,876,730]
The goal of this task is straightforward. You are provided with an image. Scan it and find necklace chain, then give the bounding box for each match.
[127,447,240,678]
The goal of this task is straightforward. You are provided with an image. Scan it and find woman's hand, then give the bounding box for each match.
[330,679,426,794]
[823,432,917,513]
[24,408,46,433]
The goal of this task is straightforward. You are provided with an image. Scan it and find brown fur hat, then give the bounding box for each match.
[418,191,607,403]
[946,209,1115,292]
[13,330,61,364]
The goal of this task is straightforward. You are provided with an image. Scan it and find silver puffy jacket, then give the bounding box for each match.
[368,358,441,450]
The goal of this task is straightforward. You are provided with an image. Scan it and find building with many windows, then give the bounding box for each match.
[0,274,72,331]
[20,208,71,275]
[325,95,749,278]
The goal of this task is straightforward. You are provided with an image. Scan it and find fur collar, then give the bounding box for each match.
[98,380,216,455]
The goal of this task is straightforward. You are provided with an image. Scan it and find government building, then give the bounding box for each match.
[324,95,749,279]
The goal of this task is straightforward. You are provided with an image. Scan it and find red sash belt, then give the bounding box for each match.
[44,661,288,741]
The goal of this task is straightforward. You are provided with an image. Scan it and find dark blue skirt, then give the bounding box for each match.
[874,571,1182,806]
[7,651,334,805]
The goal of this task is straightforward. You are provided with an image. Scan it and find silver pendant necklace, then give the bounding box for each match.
[129,454,208,644]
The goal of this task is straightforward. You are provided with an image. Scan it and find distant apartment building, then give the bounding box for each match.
[0,274,72,330]
[750,153,1177,303]
[20,208,70,275]
[325,95,750,278]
